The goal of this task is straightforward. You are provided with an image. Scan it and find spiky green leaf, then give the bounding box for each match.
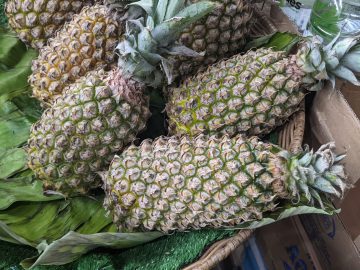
[332,66,360,86]
[332,36,359,59]
[314,177,340,197]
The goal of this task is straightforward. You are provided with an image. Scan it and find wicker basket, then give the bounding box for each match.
[184,2,305,269]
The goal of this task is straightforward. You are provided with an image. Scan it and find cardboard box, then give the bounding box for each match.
[300,214,360,269]
[310,82,360,250]
[254,217,321,270]
[249,215,360,270]
[241,236,268,270]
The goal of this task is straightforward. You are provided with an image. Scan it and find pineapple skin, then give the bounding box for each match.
[103,135,289,233]
[5,0,94,49]
[103,135,345,233]
[167,48,305,138]
[174,0,254,78]
[27,69,150,196]
[29,4,124,104]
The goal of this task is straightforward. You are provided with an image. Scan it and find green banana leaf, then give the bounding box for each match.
[0,177,61,210]
[0,198,110,245]
[0,32,39,149]
[0,148,61,210]
[21,231,163,269]
[0,148,27,179]
[16,198,337,269]
[0,31,27,69]
[0,49,37,99]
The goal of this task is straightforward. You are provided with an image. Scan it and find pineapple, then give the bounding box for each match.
[174,0,254,78]
[102,135,346,233]
[29,4,125,104]
[5,0,94,49]
[27,69,150,195]
[27,1,216,196]
[167,35,360,138]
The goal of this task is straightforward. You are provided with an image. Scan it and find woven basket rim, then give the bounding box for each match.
[183,1,306,268]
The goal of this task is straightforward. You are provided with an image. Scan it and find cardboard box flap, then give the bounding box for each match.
[300,214,360,269]
[340,82,360,117]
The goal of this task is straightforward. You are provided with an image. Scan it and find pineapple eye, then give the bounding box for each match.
[233,172,251,188]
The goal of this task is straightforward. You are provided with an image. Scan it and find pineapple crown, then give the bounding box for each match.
[278,143,347,208]
[297,35,360,91]
[116,0,215,87]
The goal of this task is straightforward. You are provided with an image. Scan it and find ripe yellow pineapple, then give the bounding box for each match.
[5,0,94,49]
[29,4,126,104]
[167,35,360,138]
[103,135,346,232]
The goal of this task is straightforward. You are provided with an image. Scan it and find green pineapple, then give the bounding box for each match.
[28,69,151,194]
[27,0,216,196]
[102,135,346,232]
[167,35,360,137]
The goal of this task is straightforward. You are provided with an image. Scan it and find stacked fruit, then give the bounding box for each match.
[4,0,360,237]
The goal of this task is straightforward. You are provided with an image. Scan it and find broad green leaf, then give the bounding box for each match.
[3,199,101,245]
[0,176,62,210]
[0,99,18,117]
[0,221,33,246]
[43,198,111,241]
[12,94,42,121]
[0,31,26,68]
[2,202,61,245]
[0,196,112,245]
[0,203,44,226]
[0,113,33,148]
[16,198,337,269]
[21,231,163,269]
[75,205,113,235]
[245,32,301,54]
[232,198,338,230]
[0,148,27,178]
[0,98,40,149]
[0,48,37,99]
[277,204,339,220]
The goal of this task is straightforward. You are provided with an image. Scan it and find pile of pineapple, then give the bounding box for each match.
[5,0,360,235]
